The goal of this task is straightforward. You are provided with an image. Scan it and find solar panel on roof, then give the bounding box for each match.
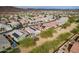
[12,33,19,38]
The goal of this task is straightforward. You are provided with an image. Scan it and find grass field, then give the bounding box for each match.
[30,32,71,53]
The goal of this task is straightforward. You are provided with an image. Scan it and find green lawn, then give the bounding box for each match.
[19,37,36,48]
[30,32,71,53]
[40,28,56,38]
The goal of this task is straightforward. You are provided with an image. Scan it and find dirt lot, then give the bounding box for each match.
[19,23,77,53]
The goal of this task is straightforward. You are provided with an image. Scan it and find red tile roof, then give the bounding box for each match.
[70,42,79,53]
[42,21,58,29]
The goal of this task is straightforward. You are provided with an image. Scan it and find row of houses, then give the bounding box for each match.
[0,14,58,33]
[32,17,69,30]
[0,26,41,52]
[0,13,69,52]
[9,17,68,41]
[4,27,41,42]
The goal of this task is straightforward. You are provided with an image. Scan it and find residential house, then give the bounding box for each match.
[41,21,58,29]
[5,30,25,42]
[70,42,79,53]
[25,27,40,37]
[56,17,69,26]
[8,22,21,29]
[0,23,12,33]
[0,35,11,51]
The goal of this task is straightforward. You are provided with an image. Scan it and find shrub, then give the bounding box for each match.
[61,22,71,28]
[68,16,76,23]
[40,28,56,38]
[71,26,79,34]
[19,37,36,48]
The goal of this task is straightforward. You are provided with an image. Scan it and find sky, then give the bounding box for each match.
[16,6,79,9]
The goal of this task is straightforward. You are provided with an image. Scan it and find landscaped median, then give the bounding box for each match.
[30,32,72,53]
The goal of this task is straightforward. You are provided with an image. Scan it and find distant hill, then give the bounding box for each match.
[0,6,27,12]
